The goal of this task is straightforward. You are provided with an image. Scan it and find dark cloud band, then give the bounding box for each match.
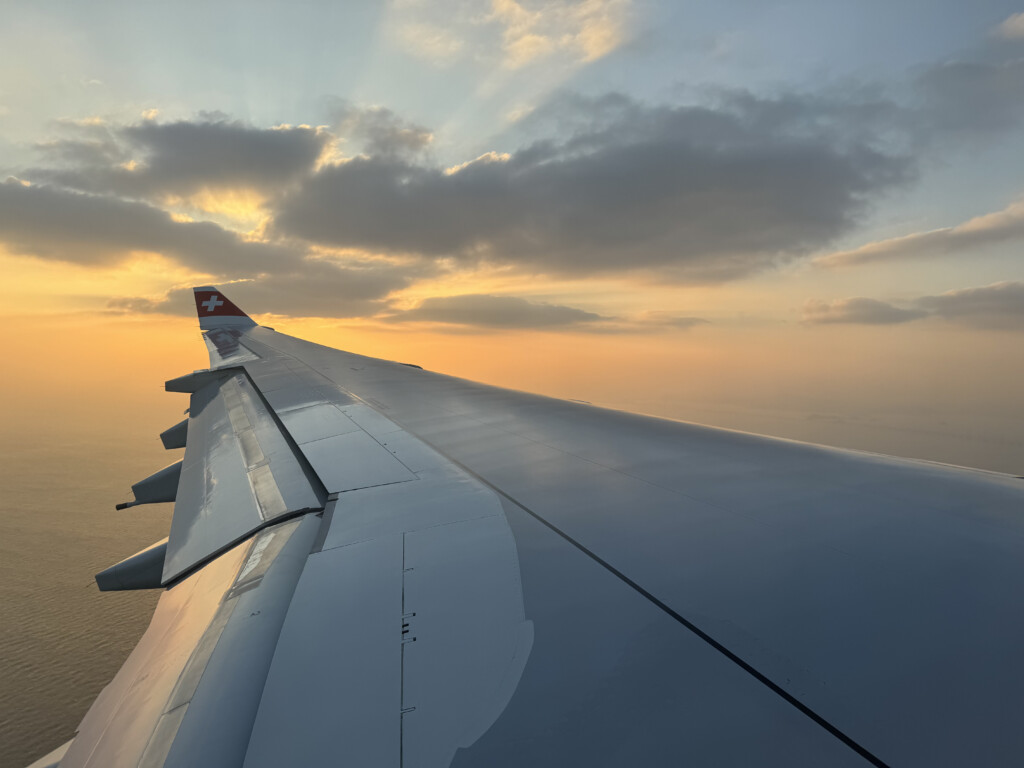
[108,259,425,318]
[0,179,293,272]
[275,92,913,281]
[30,115,332,200]
[384,293,606,329]
[803,283,1024,330]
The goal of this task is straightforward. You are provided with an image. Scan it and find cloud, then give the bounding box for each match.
[803,282,1024,330]
[274,91,912,281]
[13,32,1024,315]
[394,21,466,66]
[327,100,433,157]
[915,58,1024,137]
[34,120,130,169]
[995,12,1024,40]
[491,0,554,67]
[444,151,511,175]
[490,0,630,68]
[569,0,630,61]
[815,198,1024,267]
[30,114,333,200]
[389,0,630,69]
[381,293,710,332]
[107,296,166,313]
[636,311,709,329]
[114,283,709,333]
[0,178,295,273]
[386,293,606,328]
[108,258,425,318]
[917,281,1024,330]
[802,297,928,325]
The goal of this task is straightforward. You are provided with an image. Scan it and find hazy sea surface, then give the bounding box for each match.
[1,373,1021,767]
[0,419,174,768]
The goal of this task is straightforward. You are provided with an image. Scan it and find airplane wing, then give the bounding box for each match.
[35,286,1024,767]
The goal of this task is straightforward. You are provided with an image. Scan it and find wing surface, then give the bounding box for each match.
[162,368,323,582]
[41,286,1024,767]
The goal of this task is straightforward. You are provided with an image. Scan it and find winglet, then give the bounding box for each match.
[193,286,257,331]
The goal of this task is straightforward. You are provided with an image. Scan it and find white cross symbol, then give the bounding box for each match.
[202,295,224,313]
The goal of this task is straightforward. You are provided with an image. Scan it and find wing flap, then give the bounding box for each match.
[300,430,416,493]
[243,533,404,768]
[240,355,415,494]
[163,369,323,583]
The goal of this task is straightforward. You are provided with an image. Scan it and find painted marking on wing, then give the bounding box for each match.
[395,445,892,768]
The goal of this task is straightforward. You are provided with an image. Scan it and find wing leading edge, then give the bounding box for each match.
[36,286,1024,767]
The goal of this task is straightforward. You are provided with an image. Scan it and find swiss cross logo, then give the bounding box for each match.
[194,290,247,321]
[201,295,224,313]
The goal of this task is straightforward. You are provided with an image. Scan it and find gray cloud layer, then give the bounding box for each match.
[381,294,711,332]
[32,114,332,200]
[275,91,913,281]
[804,282,1024,330]
[386,293,606,328]
[2,177,424,317]
[916,58,1024,139]
[816,199,1024,267]
[273,55,1024,282]
[110,258,423,318]
[0,178,294,272]
[328,99,434,158]
[917,281,1024,330]
[636,311,709,330]
[5,38,1024,323]
[802,297,929,325]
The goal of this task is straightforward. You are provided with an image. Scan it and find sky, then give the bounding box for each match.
[1,0,1024,473]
